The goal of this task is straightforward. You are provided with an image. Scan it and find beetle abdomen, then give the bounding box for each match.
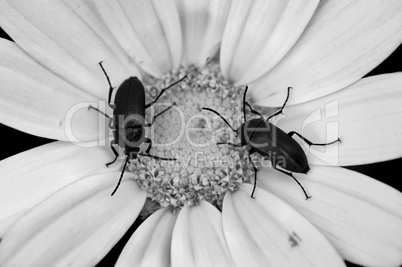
[273,134,309,173]
[114,77,146,118]
[250,122,310,173]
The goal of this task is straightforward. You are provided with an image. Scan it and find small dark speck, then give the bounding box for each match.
[288,231,301,248]
[59,120,63,126]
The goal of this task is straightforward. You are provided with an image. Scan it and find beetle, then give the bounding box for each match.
[89,62,186,195]
[203,86,340,199]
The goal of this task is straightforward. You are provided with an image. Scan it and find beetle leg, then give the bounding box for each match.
[108,116,114,129]
[88,105,111,119]
[248,153,258,199]
[110,156,129,196]
[98,61,116,109]
[144,103,176,127]
[288,131,341,147]
[145,76,187,109]
[216,142,243,147]
[266,87,292,121]
[139,153,177,161]
[88,105,114,129]
[202,108,237,133]
[271,165,311,200]
[242,86,249,123]
[106,142,119,167]
[141,138,177,160]
[143,138,153,154]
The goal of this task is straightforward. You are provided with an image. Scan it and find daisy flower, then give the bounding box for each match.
[1,1,402,267]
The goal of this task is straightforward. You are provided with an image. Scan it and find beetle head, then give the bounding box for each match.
[127,147,140,160]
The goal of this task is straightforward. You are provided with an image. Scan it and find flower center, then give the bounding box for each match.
[131,62,257,214]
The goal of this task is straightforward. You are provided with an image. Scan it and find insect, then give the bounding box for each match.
[203,86,340,199]
[89,62,186,195]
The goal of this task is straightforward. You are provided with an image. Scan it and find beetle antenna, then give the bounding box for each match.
[146,75,187,108]
[202,108,237,133]
[111,156,130,196]
[245,102,264,118]
[98,61,113,90]
[243,86,249,123]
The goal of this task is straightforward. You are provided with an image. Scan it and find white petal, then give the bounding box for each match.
[258,166,402,267]
[0,38,104,141]
[95,0,182,77]
[0,141,120,237]
[251,0,402,106]
[220,0,319,84]
[171,201,234,267]
[176,0,230,67]
[276,73,402,166]
[223,184,345,267]
[116,207,177,267]
[0,0,131,97]
[60,0,140,76]
[0,172,146,267]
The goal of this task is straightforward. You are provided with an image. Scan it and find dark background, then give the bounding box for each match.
[1,27,401,267]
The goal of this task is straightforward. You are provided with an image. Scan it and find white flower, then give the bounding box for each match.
[0,1,402,267]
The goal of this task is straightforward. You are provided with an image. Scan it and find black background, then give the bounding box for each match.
[1,26,401,267]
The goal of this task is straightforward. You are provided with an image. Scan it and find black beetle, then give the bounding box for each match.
[203,86,340,199]
[89,62,186,195]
